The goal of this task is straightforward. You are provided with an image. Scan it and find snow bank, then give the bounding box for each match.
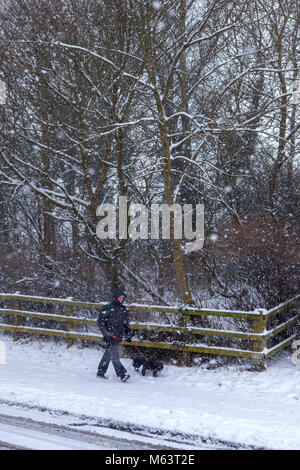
[0,334,299,449]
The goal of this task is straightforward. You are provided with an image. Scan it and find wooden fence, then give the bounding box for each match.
[0,293,299,370]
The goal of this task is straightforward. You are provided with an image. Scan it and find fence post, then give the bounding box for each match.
[66,305,74,348]
[183,310,191,367]
[13,298,20,342]
[253,309,267,371]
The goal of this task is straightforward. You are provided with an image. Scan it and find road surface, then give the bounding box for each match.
[0,412,195,450]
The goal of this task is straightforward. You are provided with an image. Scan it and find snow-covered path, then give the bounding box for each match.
[0,335,300,449]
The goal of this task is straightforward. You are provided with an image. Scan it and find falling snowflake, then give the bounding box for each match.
[210,233,218,242]
[152,1,161,10]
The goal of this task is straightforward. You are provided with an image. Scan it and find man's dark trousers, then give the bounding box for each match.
[98,342,127,378]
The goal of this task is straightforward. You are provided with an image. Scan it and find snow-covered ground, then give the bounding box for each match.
[0,334,300,450]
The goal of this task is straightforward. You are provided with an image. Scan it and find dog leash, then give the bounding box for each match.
[130,342,149,361]
[109,334,149,361]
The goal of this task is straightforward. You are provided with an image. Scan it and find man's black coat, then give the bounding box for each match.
[97,289,132,343]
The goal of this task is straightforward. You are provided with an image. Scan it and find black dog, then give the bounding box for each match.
[132,353,164,377]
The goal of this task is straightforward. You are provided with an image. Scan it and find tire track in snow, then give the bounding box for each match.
[0,412,178,450]
[0,398,265,450]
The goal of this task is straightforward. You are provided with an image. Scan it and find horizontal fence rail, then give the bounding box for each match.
[0,293,299,370]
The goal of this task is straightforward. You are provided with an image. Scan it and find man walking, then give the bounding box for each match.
[97,288,132,382]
